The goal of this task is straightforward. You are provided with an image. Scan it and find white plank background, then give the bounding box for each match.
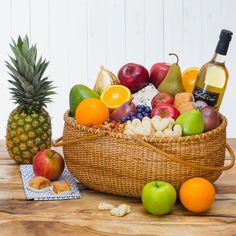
[0,0,236,138]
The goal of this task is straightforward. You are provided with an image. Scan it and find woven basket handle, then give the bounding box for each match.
[135,138,235,171]
[52,134,235,171]
[52,134,102,147]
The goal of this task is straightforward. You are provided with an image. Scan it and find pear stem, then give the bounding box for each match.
[169,53,179,64]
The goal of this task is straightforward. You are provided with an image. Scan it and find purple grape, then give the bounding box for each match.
[137,113,143,120]
[129,112,135,117]
[137,108,143,113]
[130,116,136,121]
[140,105,145,110]
[121,117,128,123]
[145,107,151,113]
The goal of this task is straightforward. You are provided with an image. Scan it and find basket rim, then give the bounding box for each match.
[64,110,227,143]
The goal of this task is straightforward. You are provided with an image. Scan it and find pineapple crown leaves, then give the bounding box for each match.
[6,35,56,113]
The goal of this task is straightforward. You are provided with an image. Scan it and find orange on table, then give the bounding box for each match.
[182,67,199,93]
[75,98,109,126]
[179,177,215,213]
[100,85,131,110]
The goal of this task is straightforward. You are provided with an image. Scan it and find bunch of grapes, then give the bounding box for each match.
[121,105,152,123]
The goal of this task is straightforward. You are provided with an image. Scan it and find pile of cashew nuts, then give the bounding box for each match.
[98,202,131,217]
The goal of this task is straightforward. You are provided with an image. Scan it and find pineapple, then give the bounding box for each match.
[6,35,55,164]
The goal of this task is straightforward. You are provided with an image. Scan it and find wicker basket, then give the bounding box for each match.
[52,111,235,198]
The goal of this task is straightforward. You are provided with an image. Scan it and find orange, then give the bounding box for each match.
[100,85,131,110]
[180,177,215,213]
[182,67,199,93]
[75,98,109,126]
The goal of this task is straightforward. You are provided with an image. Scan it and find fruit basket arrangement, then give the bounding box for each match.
[53,53,235,198]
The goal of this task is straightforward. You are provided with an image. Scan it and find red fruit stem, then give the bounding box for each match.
[129,97,134,105]
[169,53,179,64]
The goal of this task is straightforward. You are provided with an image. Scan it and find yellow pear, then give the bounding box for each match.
[93,66,119,95]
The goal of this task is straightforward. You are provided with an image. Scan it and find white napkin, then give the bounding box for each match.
[20,164,81,200]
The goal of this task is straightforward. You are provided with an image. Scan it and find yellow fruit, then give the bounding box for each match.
[75,98,109,126]
[182,67,199,93]
[100,85,131,110]
[180,177,215,213]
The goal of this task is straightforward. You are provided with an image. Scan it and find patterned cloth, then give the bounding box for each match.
[20,165,81,200]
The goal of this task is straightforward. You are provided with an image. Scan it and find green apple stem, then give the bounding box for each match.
[155,183,159,188]
[195,106,201,111]
[48,151,56,159]
[169,53,179,65]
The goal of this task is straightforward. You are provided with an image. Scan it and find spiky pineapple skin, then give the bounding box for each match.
[6,107,52,164]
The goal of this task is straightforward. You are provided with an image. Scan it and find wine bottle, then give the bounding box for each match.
[193,29,233,111]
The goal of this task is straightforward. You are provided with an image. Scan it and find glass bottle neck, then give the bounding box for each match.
[211,53,226,64]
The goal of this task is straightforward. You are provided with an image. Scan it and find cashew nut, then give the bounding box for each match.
[110,204,131,217]
[98,202,115,210]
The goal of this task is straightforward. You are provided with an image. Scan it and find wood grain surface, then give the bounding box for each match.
[0,140,235,236]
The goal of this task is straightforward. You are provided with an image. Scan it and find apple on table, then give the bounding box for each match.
[141,180,177,216]
[33,149,65,181]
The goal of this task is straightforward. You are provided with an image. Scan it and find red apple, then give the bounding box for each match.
[151,92,174,108]
[150,63,170,88]
[118,63,149,93]
[33,149,65,181]
[150,103,180,120]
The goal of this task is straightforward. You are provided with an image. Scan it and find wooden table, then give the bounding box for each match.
[0,140,236,236]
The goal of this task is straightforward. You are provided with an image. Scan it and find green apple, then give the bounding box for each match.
[175,109,204,136]
[141,180,177,216]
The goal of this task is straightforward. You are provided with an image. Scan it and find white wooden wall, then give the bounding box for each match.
[0,0,236,138]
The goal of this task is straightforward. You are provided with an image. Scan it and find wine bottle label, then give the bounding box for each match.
[193,86,220,107]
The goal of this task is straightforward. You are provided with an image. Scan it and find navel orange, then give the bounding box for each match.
[100,85,131,110]
[179,177,215,213]
[182,67,199,93]
[75,98,109,126]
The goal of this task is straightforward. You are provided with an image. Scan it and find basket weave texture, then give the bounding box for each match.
[59,111,230,198]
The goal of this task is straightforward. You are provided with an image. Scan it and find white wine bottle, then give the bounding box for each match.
[193,29,233,111]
